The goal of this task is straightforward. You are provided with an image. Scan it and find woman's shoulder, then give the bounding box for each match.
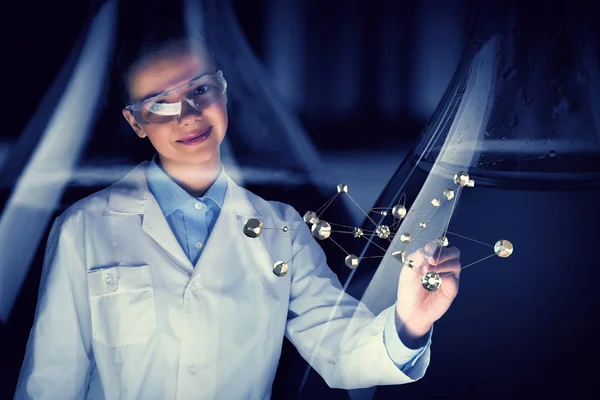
[59,162,149,227]
[235,184,302,225]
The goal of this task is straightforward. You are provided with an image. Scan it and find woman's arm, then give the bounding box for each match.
[14,215,94,399]
[283,207,431,389]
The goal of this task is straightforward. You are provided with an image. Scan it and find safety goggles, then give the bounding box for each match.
[125,70,227,124]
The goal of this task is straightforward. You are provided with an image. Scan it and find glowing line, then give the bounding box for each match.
[385,237,403,254]
[408,203,428,215]
[262,227,302,232]
[459,253,496,271]
[258,237,276,263]
[405,196,445,249]
[446,231,494,247]
[285,240,312,264]
[303,73,478,394]
[371,211,390,216]
[328,237,349,255]
[408,263,426,277]
[443,188,460,236]
[399,193,407,206]
[316,193,339,217]
[435,187,460,272]
[345,193,379,227]
[315,192,338,214]
[407,212,431,218]
[419,224,495,248]
[329,222,360,230]
[315,193,338,215]
[362,236,389,253]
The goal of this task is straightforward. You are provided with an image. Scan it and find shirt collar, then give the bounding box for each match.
[145,155,228,217]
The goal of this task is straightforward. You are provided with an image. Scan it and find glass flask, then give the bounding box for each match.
[341,1,600,398]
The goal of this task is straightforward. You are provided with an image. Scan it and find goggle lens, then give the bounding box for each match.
[132,71,227,124]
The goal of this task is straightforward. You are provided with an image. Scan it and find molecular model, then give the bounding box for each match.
[243,171,513,292]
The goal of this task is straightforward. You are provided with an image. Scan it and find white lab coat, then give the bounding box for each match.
[15,162,430,399]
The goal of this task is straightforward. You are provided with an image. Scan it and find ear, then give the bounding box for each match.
[122,108,147,139]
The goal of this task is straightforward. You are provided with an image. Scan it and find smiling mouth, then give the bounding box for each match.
[177,126,212,144]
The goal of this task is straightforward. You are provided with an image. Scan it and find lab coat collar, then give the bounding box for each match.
[107,161,261,273]
[107,161,259,217]
[146,156,228,217]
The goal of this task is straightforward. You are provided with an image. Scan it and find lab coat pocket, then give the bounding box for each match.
[87,265,156,347]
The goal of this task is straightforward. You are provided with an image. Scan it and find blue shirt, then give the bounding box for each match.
[145,157,429,374]
[145,157,227,266]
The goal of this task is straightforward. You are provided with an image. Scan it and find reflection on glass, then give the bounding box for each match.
[413,0,600,188]
[349,1,600,398]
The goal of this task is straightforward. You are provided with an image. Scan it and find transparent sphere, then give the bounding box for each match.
[392,204,407,219]
[494,239,513,258]
[345,254,359,269]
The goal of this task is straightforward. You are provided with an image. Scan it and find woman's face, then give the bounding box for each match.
[122,46,228,170]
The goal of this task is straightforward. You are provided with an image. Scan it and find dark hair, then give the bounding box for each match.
[115,23,219,105]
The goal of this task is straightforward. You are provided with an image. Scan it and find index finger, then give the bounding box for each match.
[424,241,460,266]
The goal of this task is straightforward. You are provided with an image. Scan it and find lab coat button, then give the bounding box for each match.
[187,364,199,374]
[194,202,203,209]
[104,275,112,284]
[195,241,203,249]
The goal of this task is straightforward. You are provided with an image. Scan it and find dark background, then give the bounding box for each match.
[0,0,467,148]
[2,0,597,399]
